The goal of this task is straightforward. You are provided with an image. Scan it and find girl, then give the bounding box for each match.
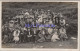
[13,28,20,43]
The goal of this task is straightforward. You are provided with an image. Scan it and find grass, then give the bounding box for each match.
[2,39,77,49]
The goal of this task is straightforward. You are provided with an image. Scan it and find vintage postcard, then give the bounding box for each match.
[0,0,79,51]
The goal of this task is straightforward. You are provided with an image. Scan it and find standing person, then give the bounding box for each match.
[13,28,20,43]
[52,12,55,23]
[29,9,33,15]
[24,10,30,18]
[34,9,39,20]
[37,15,43,24]
[47,10,52,20]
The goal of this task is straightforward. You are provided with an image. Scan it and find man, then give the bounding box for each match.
[24,10,30,16]
[60,17,66,27]
[34,9,39,19]
[54,14,60,26]
[47,10,52,20]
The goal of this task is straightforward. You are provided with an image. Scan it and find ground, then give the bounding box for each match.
[2,38,77,49]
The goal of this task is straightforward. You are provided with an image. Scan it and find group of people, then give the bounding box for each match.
[2,9,68,44]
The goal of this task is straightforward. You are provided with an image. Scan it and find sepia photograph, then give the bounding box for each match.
[1,2,78,49]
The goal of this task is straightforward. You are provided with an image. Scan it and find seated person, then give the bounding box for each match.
[45,27,53,42]
[37,28,46,42]
[51,27,59,42]
[13,28,20,43]
[59,27,68,41]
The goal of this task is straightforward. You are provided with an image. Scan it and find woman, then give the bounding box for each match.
[60,17,66,27]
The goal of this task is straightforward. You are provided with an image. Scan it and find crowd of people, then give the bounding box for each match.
[2,9,68,44]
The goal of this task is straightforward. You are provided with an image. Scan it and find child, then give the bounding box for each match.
[13,28,20,43]
[59,27,68,41]
[37,28,46,42]
[45,27,53,42]
[51,28,59,42]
